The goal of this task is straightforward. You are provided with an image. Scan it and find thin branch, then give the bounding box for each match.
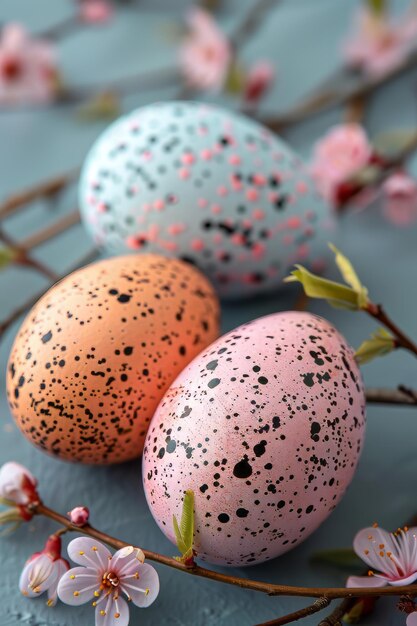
[230,0,280,49]
[365,387,417,406]
[38,15,80,41]
[255,597,330,626]
[261,46,417,133]
[366,302,417,358]
[318,598,355,626]
[0,168,79,220]
[19,210,81,252]
[32,502,417,600]
[0,227,58,282]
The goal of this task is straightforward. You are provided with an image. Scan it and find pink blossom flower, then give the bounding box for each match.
[0,23,58,105]
[244,60,275,105]
[408,613,417,626]
[68,506,90,527]
[310,123,372,205]
[382,171,417,226]
[347,525,417,589]
[179,7,231,92]
[79,0,114,25]
[0,461,39,506]
[58,537,159,626]
[344,6,417,77]
[19,534,69,607]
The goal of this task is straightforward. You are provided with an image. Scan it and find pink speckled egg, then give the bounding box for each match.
[79,101,332,299]
[143,311,366,566]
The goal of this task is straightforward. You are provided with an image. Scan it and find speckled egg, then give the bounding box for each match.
[79,101,332,299]
[143,311,366,566]
[6,254,220,465]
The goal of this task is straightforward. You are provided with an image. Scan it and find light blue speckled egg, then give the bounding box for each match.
[79,101,332,298]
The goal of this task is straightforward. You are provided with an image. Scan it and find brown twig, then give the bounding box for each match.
[0,168,79,220]
[366,301,417,358]
[318,597,355,626]
[38,15,80,41]
[32,502,417,600]
[255,597,331,626]
[261,46,417,133]
[365,387,417,406]
[0,227,59,282]
[229,0,280,49]
[18,210,81,252]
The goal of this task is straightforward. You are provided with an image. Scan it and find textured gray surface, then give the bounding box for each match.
[1,0,417,624]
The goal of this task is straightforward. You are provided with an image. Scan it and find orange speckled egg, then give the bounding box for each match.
[6,254,220,464]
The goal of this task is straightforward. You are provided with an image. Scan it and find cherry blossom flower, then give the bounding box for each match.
[179,7,231,92]
[0,23,58,105]
[382,171,417,226]
[79,0,114,25]
[244,60,275,105]
[19,534,69,607]
[408,612,417,626]
[344,6,417,77]
[0,461,39,506]
[58,537,159,626]
[347,525,417,589]
[310,123,372,205]
[68,506,90,527]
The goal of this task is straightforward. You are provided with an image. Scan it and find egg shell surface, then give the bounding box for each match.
[7,254,220,465]
[79,101,332,299]
[143,311,366,566]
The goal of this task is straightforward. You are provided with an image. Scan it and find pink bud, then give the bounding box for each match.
[244,60,275,104]
[68,506,90,527]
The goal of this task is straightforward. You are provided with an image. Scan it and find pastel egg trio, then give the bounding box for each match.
[79,101,331,299]
[7,104,365,567]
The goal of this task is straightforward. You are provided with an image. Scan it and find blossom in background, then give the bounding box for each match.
[68,506,90,527]
[347,525,417,588]
[179,7,231,91]
[0,23,58,105]
[79,0,114,25]
[58,537,159,626]
[19,534,69,607]
[344,5,417,77]
[0,461,38,506]
[310,123,372,206]
[244,60,275,106]
[382,171,417,226]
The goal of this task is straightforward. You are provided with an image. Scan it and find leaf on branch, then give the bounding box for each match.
[0,247,16,271]
[284,244,369,310]
[173,490,195,565]
[366,0,387,16]
[373,129,417,158]
[224,60,246,95]
[343,596,379,623]
[355,328,396,364]
[77,91,121,121]
[310,548,363,570]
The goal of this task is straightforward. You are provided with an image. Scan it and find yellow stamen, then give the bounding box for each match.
[134,572,139,579]
[115,613,120,619]
[145,588,150,596]
[92,601,97,607]
[92,546,98,551]
[70,575,75,580]
[94,590,100,597]
[79,551,84,556]
[46,599,53,607]
[100,610,106,616]
[73,591,79,597]
[372,522,378,528]
[368,570,374,577]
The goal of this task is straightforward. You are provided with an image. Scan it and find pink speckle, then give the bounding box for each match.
[246,188,259,202]
[153,199,165,211]
[179,168,190,180]
[287,216,301,229]
[211,204,222,214]
[168,223,186,235]
[312,258,326,273]
[147,224,159,242]
[251,243,266,259]
[217,185,228,197]
[253,173,267,186]
[87,195,96,206]
[230,175,243,191]
[212,233,222,244]
[297,244,310,259]
[198,125,208,135]
[268,191,278,203]
[252,209,265,220]
[201,149,212,160]
[181,152,195,165]
[97,203,108,214]
[191,238,204,251]
[126,235,145,249]
[242,219,252,229]
[198,198,208,208]
[142,151,152,161]
[282,234,294,246]
[296,181,308,194]
[229,154,241,166]
[231,233,245,246]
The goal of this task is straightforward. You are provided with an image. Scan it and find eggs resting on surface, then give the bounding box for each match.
[143,311,366,566]
[7,254,220,465]
[79,101,331,299]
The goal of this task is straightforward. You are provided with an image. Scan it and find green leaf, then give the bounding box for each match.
[224,60,245,95]
[77,92,121,121]
[285,266,360,310]
[173,490,195,560]
[355,328,396,364]
[329,244,368,307]
[373,129,417,158]
[366,0,386,16]
[310,548,363,570]
[0,247,16,270]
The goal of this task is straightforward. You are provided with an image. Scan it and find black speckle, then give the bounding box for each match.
[302,373,315,387]
[254,440,267,457]
[208,378,220,389]
[258,376,268,385]
[41,331,52,344]
[236,508,249,518]
[233,457,252,479]
[218,513,230,523]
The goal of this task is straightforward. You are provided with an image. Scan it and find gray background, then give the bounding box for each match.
[1,0,416,624]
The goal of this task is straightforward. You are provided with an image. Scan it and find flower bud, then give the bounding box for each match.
[68,506,89,527]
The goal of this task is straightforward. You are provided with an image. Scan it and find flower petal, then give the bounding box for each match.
[346,575,388,588]
[19,554,55,598]
[111,546,145,575]
[67,537,111,571]
[407,613,417,626]
[353,526,401,577]
[57,566,100,606]
[387,572,417,586]
[46,559,69,607]
[120,562,160,608]
[95,594,129,626]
